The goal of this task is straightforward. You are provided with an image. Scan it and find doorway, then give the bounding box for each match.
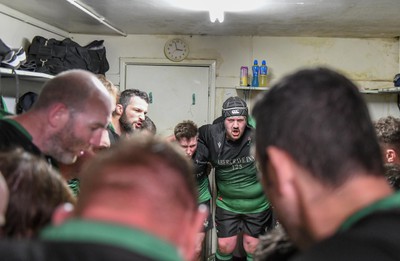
[120,58,216,137]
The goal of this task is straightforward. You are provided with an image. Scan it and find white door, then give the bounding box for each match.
[125,64,212,137]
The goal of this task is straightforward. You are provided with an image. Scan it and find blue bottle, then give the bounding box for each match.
[252,59,259,87]
[259,60,268,87]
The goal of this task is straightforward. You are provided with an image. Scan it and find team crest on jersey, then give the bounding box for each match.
[218,142,221,148]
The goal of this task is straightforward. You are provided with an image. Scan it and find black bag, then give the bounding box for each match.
[16,91,38,114]
[24,36,109,75]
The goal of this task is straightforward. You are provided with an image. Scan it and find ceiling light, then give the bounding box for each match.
[209,9,224,23]
[165,0,265,23]
[66,0,127,36]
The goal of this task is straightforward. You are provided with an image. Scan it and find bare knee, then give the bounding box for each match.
[243,234,259,254]
[193,232,206,259]
[218,236,237,254]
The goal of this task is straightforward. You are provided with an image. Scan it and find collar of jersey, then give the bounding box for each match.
[339,191,400,232]
[40,219,183,261]
[2,118,32,140]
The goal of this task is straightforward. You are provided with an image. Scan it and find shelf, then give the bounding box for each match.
[0,67,54,81]
[235,86,270,91]
[360,87,400,94]
[236,85,400,94]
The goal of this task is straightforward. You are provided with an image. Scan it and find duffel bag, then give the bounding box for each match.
[24,36,109,75]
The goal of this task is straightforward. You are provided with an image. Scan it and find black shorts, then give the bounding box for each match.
[199,200,214,232]
[215,207,273,238]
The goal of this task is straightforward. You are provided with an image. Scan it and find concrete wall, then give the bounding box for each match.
[1,6,399,120]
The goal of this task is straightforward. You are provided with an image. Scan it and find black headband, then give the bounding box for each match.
[222,107,248,118]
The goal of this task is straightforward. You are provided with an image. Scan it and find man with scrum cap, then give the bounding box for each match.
[199,96,273,261]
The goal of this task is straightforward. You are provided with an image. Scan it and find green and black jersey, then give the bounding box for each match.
[193,141,211,203]
[293,192,400,261]
[39,219,184,261]
[199,122,269,214]
[107,123,120,145]
[0,118,57,167]
[0,219,187,261]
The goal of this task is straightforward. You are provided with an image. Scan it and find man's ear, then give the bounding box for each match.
[266,146,296,196]
[115,104,124,116]
[52,203,74,226]
[386,149,397,163]
[47,103,69,129]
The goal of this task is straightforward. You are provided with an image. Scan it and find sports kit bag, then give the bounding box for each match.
[23,36,109,75]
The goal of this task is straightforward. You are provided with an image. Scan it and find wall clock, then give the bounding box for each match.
[164,38,189,62]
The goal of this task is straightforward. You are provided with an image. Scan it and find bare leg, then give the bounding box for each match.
[216,235,237,261]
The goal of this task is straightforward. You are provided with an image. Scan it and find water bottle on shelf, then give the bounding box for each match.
[251,59,259,87]
[259,60,268,87]
[240,66,248,86]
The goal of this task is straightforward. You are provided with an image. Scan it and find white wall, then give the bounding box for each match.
[0,4,68,49]
[1,6,399,120]
[73,34,400,120]
[0,4,68,111]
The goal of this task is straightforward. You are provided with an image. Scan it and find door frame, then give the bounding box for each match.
[120,58,216,124]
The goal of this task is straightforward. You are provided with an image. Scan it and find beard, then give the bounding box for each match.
[45,131,77,164]
[119,113,134,134]
[43,120,86,164]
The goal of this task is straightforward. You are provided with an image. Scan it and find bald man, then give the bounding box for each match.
[0,69,112,166]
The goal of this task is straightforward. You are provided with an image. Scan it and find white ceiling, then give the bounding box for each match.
[1,0,400,38]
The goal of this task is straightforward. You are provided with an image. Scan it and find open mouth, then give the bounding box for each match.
[232,130,240,136]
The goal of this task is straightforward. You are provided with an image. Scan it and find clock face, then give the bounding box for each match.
[164,39,189,62]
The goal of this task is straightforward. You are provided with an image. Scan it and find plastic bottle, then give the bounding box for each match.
[251,59,259,87]
[259,60,268,87]
[240,66,248,86]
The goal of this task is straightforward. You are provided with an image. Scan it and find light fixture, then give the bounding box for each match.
[165,0,265,23]
[66,0,127,36]
[209,8,224,23]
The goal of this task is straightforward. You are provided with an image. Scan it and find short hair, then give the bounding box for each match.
[0,149,76,238]
[119,89,149,109]
[32,69,108,112]
[253,67,384,186]
[96,74,119,105]
[76,135,197,217]
[174,120,198,141]
[374,116,400,152]
[254,224,298,260]
[141,116,157,135]
[384,163,400,190]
